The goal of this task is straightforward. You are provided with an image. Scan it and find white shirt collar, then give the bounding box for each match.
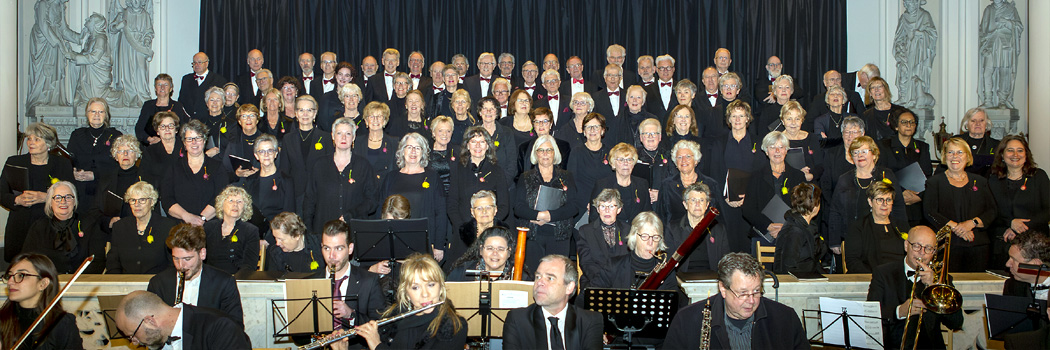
[165,305,185,350]
[541,305,569,350]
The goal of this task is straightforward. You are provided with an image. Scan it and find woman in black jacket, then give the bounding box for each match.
[204,185,260,275]
[380,133,448,261]
[92,135,141,237]
[665,182,730,273]
[515,135,578,269]
[989,135,1050,265]
[741,131,806,244]
[21,181,104,273]
[877,109,931,227]
[844,181,908,273]
[773,183,825,275]
[107,181,175,274]
[446,126,511,230]
[68,98,122,214]
[925,137,998,272]
[447,226,532,281]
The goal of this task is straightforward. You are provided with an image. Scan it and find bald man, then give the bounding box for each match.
[115,290,250,350]
[179,52,228,120]
[235,49,265,104]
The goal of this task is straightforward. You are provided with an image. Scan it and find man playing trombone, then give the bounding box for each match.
[868,225,964,349]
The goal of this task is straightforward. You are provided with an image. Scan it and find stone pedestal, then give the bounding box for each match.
[983,107,1020,139]
[29,105,142,143]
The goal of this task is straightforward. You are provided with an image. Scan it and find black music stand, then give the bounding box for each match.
[351,219,430,271]
[582,288,679,349]
[271,279,337,341]
[463,270,504,348]
[804,309,883,349]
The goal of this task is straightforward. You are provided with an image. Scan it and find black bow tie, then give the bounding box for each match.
[907,270,916,277]
[165,336,181,345]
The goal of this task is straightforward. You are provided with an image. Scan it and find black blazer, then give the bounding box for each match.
[644,80,678,118]
[178,72,228,120]
[178,304,252,349]
[445,158,511,229]
[843,213,908,274]
[335,265,388,325]
[203,219,261,275]
[280,129,333,212]
[0,154,74,261]
[462,74,496,105]
[234,71,259,105]
[22,215,105,274]
[106,215,175,274]
[741,161,806,238]
[365,71,399,104]
[147,264,245,326]
[663,294,809,349]
[503,303,604,350]
[575,219,630,289]
[301,155,379,233]
[867,260,964,350]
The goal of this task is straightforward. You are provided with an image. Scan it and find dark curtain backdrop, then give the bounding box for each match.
[200,0,846,101]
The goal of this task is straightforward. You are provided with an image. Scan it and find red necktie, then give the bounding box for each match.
[608,91,619,96]
[303,76,313,81]
[573,78,584,84]
[660,82,672,87]
[410,74,421,79]
[548,95,559,101]
[480,77,491,83]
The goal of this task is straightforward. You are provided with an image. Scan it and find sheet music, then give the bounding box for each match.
[498,290,529,308]
[818,297,883,348]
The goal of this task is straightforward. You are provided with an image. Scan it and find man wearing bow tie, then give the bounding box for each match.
[637,55,656,87]
[421,61,445,117]
[464,52,497,104]
[407,51,426,90]
[310,52,338,97]
[563,56,595,97]
[298,52,318,96]
[535,70,571,130]
[179,52,227,121]
[365,48,401,104]
[235,49,264,105]
[714,48,733,76]
[592,64,630,145]
[543,53,562,80]
[694,67,724,138]
[808,70,866,121]
[451,53,470,84]
[520,61,541,98]
[498,52,521,88]
[355,56,378,90]
[644,54,677,118]
[116,290,251,350]
[755,56,805,106]
[867,226,963,350]
[592,44,638,90]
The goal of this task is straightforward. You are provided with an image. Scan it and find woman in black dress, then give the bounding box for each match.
[476,97,518,182]
[665,105,702,147]
[447,127,512,231]
[0,253,84,350]
[204,185,260,275]
[93,135,141,236]
[222,83,241,121]
[859,77,907,141]
[1,122,73,262]
[754,75,797,139]
[591,143,650,225]
[699,100,761,252]
[447,226,531,281]
[353,102,398,179]
[555,92,595,150]
[429,116,455,196]
[517,108,572,180]
[812,85,855,147]
[356,254,467,350]
[665,182,730,273]
[447,190,507,271]
[138,111,183,185]
[136,73,189,145]
[21,181,103,273]
[576,189,630,289]
[773,183,825,275]
[924,137,998,272]
[200,87,233,157]
[877,110,931,226]
[566,113,612,214]
[828,136,906,259]
[380,133,448,262]
[779,101,823,182]
[388,90,431,141]
[107,181,175,274]
[259,88,294,140]
[69,98,122,213]
[989,135,1048,265]
[281,95,333,213]
[446,79,476,146]
[244,133,294,243]
[742,131,806,245]
[515,135,578,269]
[501,89,535,144]
[844,181,908,273]
[161,119,228,226]
[265,212,322,276]
[302,116,379,233]
[220,104,264,186]
[957,107,1000,176]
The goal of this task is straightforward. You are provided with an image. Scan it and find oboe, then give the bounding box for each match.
[174,270,186,304]
[298,301,444,350]
[699,299,712,350]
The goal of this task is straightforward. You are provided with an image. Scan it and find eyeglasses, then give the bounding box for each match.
[1,272,41,284]
[255,149,278,156]
[614,157,636,164]
[656,66,674,71]
[584,125,603,131]
[640,132,659,138]
[536,148,555,154]
[572,101,590,107]
[472,205,496,213]
[534,119,552,125]
[676,155,695,161]
[727,288,764,300]
[908,242,937,254]
[851,149,872,156]
[403,145,422,152]
[720,84,740,89]
[114,149,136,156]
[238,114,258,120]
[483,245,509,253]
[52,194,75,203]
[842,130,863,136]
[899,120,917,126]
[597,204,620,211]
[685,197,709,205]
[184,136,205,143]
[125,316,148,341]
[543,79,560,84]
[636,234,661,242]
[127,198,152,205]
[872,197,893,205]
[603,74,623,78]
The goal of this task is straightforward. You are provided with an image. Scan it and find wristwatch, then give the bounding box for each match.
[972,219,979,226]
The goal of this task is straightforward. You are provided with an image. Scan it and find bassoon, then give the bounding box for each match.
[512,227,528,280]
[638,208,719,290]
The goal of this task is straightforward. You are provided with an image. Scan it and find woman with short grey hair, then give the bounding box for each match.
[380,132,447,261]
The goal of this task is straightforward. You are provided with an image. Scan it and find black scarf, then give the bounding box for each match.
[50,214,79,252]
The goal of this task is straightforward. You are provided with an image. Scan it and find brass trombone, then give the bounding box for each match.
[899,225,962,350]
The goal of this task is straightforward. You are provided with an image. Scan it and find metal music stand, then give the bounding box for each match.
[582,288,679,349]
[350,219,430,271]
[804,309,883,349]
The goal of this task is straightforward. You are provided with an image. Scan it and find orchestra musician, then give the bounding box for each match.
[502,254,604,350]
[320,219,387,348]
[0,253,84,350]
[115,290,251,350]
[147,223,244,326]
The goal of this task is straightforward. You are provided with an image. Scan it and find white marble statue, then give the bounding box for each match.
[978,0,1024,109]
[108,0,155,108]
[64,13,122,107]
[893,0,938,110]
[27,0,81,110]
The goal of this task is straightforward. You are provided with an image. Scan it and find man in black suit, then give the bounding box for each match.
[312,51,338,98]
[1003,231,1050,315]
[407,51,427,90]
[503,254,603,350]
[463,52,497,104]
[179,52,228,121]
[645,54,677,119]
[365,48,401,104]
[564,56,597,98]
[714,48,733,76]
[498,52,521,89]
[248,68,274,108]
[520,61,541,98]
[842,63,881,109]
[592,64,629,145]
[354,55,378,91]
[535,70,571,130]
[298,52,318,96]
[592,44,638,90]
[664,252,809,349]
[116,290,251,350]
[146,223,244,326]
[867,226,964,350]
[421,61,445,118]
[753,56,805,106]
[636,55,656,88]
[451,53,470,84]
[320,220,387,348]
[543,53,561,80]
[235,49,264,105]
